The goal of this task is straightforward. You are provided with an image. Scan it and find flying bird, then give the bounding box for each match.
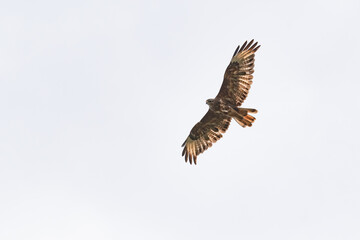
[181,40,261,165]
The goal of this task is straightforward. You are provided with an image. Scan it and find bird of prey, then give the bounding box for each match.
[181,40,260,165]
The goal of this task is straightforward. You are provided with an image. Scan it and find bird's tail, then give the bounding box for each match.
[231,107,257,128]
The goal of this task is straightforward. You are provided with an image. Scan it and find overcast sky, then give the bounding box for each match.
[1,0,360,239]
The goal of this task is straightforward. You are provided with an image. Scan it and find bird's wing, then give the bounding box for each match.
[216,40,260,106]
[182,110,231,164]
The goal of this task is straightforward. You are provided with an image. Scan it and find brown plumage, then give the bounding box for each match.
[182,40,260,165]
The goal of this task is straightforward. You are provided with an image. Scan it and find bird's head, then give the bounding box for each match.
[206,98,215,106]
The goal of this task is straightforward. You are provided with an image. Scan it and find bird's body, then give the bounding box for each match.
[182,40,261,164]
[206,98,230,114]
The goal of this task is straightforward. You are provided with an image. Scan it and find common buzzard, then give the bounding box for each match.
[182,40,260,165]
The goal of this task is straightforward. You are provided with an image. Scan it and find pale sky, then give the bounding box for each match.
[1,0,360,239]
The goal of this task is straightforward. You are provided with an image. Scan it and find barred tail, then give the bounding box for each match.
[232,108,257,128]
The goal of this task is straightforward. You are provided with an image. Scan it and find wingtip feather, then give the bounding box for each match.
[232,45,240,57]
[181,139,186,147]
[239,41,247,52]
[249,42,258,50]
[245,39,254,50]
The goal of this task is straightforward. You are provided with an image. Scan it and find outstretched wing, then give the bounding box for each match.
[216,40,260,106]
[182,110,231,164]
